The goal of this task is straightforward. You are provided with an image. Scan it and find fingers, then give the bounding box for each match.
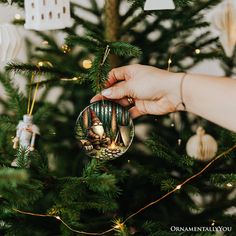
[105,66,131,88]
[90,94,103,103]
[101,81,131,99]
[129,100,169,119]
[91,95,133,107]
[129,106,145,119]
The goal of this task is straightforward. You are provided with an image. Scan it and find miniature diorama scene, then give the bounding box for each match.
[76,101,134,160]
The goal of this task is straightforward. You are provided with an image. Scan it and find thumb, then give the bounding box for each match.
[101,81,130,99]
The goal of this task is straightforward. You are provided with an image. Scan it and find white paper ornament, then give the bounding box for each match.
[211,0,236,57]
[186,127,218,162]
[144,0,175,11]
[76,100,134,160]
[24,0,73,31]
[0,24,22,63]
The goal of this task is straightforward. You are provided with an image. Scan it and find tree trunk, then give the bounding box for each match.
[105,0,121,68]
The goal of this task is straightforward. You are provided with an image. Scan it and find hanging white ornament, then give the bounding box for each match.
[24,0,73,31]
[211,0,236,57]
[144,0,175,11]
[186,127,218,162]
[0,23,22,63]
[13,114,40,152]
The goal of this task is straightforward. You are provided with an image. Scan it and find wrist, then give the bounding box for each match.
[168,72,187,112]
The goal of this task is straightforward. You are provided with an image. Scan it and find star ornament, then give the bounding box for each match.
[144,0,175,11]
[211,0,236,57]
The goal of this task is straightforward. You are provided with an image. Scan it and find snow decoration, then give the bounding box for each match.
[211,0,236,57]
[24,0,73,31]
[144,0,175,11]
[0,23,22,63]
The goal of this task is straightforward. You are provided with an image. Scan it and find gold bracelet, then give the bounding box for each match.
[180,73,187,110]
[175,73,187,111]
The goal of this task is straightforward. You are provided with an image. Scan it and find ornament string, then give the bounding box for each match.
[29,80,40,116]
[27,72,36,115]
[101,45,110,66]
[12,143,236,235]
[100,45,111,106]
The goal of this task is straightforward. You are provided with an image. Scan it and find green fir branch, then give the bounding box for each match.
[110,42,142,57]
[6,62,76,79]
[0,73,26,118]
[0,168,28,187]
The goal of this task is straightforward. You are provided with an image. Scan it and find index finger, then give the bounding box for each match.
[105,66,131,88]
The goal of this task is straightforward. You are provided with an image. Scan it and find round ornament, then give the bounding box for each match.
[186,126,218,162]
[76,100,134,160]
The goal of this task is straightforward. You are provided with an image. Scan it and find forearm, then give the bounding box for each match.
[183,73,236,132]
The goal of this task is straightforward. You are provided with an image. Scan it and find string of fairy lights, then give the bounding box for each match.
[13,144,236,235]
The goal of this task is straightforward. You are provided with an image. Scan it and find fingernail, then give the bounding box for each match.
[101,88,112,97]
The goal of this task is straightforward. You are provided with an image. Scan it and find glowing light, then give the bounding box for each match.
[37,61,53,68]
[227,183,233,188]
[178,139,182,146]
[175,185,182,190]
[61,77,79,81]
[55,216,61,220]
[168,58,172,64]
[109,141,117,150]
[37,62,44,67]
[114,220,124,231]
[195,49,201,54]
[171,123,175,127]
[61,44,71,53]
[82,59,92,69]
[14,14,21,20]
[211,220,216,226]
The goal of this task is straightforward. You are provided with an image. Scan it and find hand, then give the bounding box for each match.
[91,64,185,118]
[29,146,35,152]
[13,137,19,149]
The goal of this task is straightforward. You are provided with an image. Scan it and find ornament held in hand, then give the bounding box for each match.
[76,101,134,160]
[144,0,175,11]
[211,0,236,57]
[186,127,218,161]
[13,114,40,152]
[0,23,22,63]
[24,0,73,31]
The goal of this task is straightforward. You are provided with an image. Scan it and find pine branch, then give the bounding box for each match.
[88,48,111,93]
[0,115,16,132]
[0,73,26,118]
[210,174,236,187]
[110,42,142,57]
[0,168,28,186]
[6,62,76,78]
[66,35,101,49]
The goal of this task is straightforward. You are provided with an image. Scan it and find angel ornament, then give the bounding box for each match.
[13,114,40,152]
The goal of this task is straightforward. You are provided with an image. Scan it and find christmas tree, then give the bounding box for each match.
[0,0,236,235]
